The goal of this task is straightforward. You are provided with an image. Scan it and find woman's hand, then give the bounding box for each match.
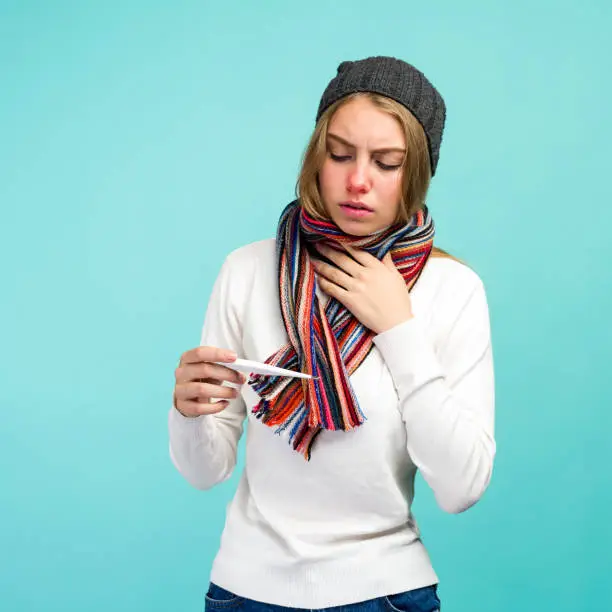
[174,346,246,418]
[312,244,413,334]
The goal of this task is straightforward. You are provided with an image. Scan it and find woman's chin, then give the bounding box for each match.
[330,214,382,237]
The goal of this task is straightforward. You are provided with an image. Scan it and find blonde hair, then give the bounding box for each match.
[295,92,460,263]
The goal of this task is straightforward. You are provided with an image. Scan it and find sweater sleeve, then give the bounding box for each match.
[168,254,248,490]
[372,277,496,514]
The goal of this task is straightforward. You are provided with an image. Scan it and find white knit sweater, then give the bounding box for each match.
[168,238,496,608]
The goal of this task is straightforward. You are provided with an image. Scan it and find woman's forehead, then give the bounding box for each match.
[327,98,404,146]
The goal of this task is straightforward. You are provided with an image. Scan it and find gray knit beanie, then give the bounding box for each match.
[316,56,446,176]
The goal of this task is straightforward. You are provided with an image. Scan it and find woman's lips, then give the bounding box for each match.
[339,202,374,218]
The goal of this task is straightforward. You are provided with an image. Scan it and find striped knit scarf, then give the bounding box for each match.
[249,199,435,460]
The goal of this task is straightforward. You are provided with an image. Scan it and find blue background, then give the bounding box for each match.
[1,1,610,610]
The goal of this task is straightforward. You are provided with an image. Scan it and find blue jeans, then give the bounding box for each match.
[205,583,440,612]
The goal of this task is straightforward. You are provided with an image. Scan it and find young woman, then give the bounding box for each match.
[169,56,495,612]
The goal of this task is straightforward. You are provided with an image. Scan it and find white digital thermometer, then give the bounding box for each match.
[216,358,314,380]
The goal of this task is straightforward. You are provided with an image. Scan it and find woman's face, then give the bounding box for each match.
[318,96,405,236]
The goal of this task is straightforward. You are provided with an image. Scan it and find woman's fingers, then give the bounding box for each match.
[316,275,351,305]
[312,259,354,290]
[174,381,239,417]
[315,243,364,275]
[176,399,229,417]
[175,381,240,402]
[175,362,246,385]
[174,346,244,418]
[343,244,380,267]
[180,345,237,366]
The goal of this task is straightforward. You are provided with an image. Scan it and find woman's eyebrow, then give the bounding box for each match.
[327,133,406,154]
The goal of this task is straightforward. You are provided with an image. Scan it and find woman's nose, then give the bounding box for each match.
[347,163,370,193]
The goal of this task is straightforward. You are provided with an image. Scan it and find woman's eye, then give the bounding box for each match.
[329,153,351,162]
[329,152,401,170]
[376,160,402,171]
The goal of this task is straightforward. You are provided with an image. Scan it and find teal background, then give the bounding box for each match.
[1,1,610,610]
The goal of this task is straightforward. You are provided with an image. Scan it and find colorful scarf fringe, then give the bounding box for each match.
[249,199,434,459]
